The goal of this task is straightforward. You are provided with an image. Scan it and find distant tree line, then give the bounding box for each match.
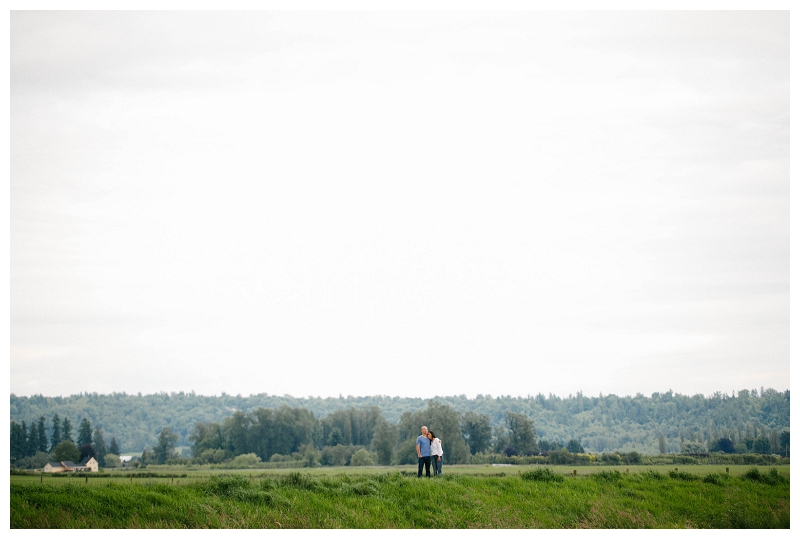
[10,387,790,456]
[11,403,789,470]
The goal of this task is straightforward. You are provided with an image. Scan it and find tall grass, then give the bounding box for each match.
[11,469,789,528]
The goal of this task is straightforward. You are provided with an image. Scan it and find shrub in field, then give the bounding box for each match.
[321,444,365,466]
[740,454,779,465]
[280,472,317,490]
[702,473,729,486]
[742,468,787,485]
[768,468,789,484]
[742,468,763,482]
[229,453,263,468]
[200,474,251,496]
[639,470,666,481]
[520,467,564,482]
[349,449,376,466]
[668,470,697,481]
[620,451,641,464]
[590,470,622,482]
[258,477,278,490]
[599,453,622,465]
[197,448,232,464]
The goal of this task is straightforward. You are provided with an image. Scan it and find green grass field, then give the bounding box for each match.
[11,465,789,528]
[10,463,788,485]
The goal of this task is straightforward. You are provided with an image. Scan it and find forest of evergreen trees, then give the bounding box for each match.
[10,388,789,461]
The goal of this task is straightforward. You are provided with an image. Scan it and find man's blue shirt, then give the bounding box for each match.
[417,435,431,457]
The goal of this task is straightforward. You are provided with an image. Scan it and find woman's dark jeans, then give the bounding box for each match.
[432,455,443,476]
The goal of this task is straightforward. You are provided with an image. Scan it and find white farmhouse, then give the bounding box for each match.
[43,457,99,473]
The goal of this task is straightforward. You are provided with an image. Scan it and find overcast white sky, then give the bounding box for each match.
[9,10,789,399]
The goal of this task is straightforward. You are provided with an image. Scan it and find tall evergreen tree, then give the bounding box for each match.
[37,416,48,453]
[10,421,25,461]
[109,437,120,456]
[50,413,62,452]
[93,428,108,466]
[77,417,93,446]
[62,417,73,443]
[78,443,98,463]
[24,421,38,457]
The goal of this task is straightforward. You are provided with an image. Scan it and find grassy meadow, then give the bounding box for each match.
[11,464,789,528]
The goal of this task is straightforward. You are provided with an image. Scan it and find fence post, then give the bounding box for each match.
[726,467,729,474]
[573,470,577,477]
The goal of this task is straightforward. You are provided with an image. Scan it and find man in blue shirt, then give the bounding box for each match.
[416,426,432,478]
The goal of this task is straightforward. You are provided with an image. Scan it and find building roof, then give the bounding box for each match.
[62,461,77,467]
[46,462,64,468]
[79,456,96,466]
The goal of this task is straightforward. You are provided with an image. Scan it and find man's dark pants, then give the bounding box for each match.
[418,456,431,477]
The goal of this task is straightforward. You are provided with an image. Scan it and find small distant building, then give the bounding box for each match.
[44,462,66,473]
[119,455,133,465]
[43,458,98,473]
[77,456,99,472]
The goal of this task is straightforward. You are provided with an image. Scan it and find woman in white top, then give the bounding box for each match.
[428,430,443,476]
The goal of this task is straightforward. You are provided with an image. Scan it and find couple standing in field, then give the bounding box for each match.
[416,426,443,478]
